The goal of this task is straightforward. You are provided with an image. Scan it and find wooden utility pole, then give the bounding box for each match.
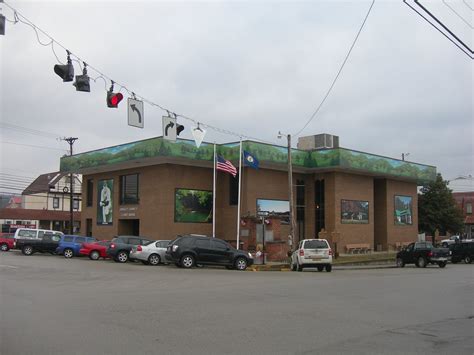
[63,137,78,234]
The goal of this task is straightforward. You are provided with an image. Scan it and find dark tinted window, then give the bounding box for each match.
[212,239,229,250]
[196,239,210,248]
[120,174,139,204]
[87,179,93,207]
[304,240,328,249]
[179,237,195,246]
[63,236,74,242]
[74,237,86,243]
[229,173,239,205]
[129,238,141,245]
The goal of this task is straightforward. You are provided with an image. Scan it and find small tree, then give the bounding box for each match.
[418,173,464,241]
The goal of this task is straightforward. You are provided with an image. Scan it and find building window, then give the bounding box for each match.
[73,199,80,210]
[467,203,472,215]
[229,173,239,205]
[53,197,60,209]
[120,174,139,204]
[87,179,93,207]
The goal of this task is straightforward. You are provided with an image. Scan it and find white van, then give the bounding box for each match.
[14,228,64,241]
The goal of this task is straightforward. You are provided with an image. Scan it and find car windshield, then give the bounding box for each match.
[304,240,328,249]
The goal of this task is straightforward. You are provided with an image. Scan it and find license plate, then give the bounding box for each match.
[311,256,322,260]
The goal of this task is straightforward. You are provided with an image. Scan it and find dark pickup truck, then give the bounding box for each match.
[396,242,450,268]
[16,233,62,256]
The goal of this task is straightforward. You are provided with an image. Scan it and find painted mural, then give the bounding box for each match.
[97,179,113,225]
[394,195,413,225]
[175,188,213,223]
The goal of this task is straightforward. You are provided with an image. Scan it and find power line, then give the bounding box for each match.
[1,1,275,145]
[442,0,473,29]
[463,0,474,11]
[0,122,63,139]
[293,0,376,137]
[0,141,67,152]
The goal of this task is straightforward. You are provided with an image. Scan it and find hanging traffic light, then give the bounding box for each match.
[73,63,90,92]
[0,14,6,36]
[54,50,74,82]
[106,81,123,108]
[177,124,184,136]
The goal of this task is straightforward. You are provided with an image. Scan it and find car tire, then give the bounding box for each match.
[117,251,129,263]
[317,265,324,272]
[22,245,33,255]
[396,258,405,268]
[63,248,74,259]
[417,257,427,268]
[1,243,9,251]
[464,255,472,264]
[180,254,195,268]
[148,254,161,266]
[325,264,332,272]
[89,250,100,260]
[234,257,248,271]
[438,261,447,268]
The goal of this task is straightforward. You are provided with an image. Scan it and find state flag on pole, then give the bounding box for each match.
[243,151,259,169]
[216,155,237,177]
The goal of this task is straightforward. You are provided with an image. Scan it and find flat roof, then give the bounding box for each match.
[60,137,436,184]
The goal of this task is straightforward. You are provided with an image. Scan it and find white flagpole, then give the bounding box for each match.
[236,138,243,249]
[213,142,216,238]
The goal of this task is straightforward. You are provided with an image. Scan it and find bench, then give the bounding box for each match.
[345,243,371,254]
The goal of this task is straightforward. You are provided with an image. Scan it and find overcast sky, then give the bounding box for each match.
[1,0,473,193]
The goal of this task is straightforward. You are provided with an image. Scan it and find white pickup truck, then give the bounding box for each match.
[440,236,472,247]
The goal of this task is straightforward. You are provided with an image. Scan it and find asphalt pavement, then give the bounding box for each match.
[1,250,472,355]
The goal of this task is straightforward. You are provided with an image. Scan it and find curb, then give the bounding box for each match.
[248,261,396,272]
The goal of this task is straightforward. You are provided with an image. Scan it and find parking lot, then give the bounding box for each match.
[1,250,473,355]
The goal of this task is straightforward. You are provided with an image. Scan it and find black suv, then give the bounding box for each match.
[449,242,474,264]
[166,235,253,270]
[107,236,152,263]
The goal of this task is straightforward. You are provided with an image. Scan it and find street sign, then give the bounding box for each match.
[128,98,144,128]
[162,115,177,141]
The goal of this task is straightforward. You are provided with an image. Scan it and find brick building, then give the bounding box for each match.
[452,191,474,238]
[60,134,436,259]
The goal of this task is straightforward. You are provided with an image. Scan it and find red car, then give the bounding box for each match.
[0,234,15,251]
[79,240,111,260]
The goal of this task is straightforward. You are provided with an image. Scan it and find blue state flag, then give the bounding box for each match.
[243,151,259,169]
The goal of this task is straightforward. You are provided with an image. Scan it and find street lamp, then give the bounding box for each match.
[278,131,296,251]
[402,152,410,161]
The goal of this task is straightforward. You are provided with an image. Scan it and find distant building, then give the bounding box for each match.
[452,192,474,238]
[60,134,437,258]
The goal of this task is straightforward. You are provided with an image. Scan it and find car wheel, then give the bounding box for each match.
[63,248,74,259]
[317,265,324,272]
[89,250,100,260]
[180,254,195,268]
[396,258,405,268]
[1,243,9,251]
[117,251,129,263]
[417,257,427,268]
[464,256,472,264]
[234,257,248,271]
[22,245,33,255]
[148,254,161,266]
[325,264,332,272]
[438,261,447,268]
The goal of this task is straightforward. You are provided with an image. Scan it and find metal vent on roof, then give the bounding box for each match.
[297,134,339,150]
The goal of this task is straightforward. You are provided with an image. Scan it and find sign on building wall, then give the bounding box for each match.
[394,195,413,225]
[175,188,213,223]
[341,199,369,224]
[97,179,113,225]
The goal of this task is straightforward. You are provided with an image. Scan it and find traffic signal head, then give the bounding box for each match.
[177,124,184,136]
[0,15,6,36]
[107,91,123,108]
[73,65,90,92]
[54,52,74,82]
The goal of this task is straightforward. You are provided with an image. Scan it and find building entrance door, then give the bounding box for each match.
[118,219,140,236]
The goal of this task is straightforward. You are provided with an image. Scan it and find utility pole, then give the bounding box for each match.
[62,137,78,234]
[278,131,296,251]
[402,152,409,161]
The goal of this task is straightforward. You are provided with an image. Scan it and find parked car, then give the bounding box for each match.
[130,240,171,265]
[106,236,153,263]
[14,228,63,241]
[15,233,62,256]
[56,235,98,258]
[166,235,253,270]
[79,240,111,260]
[449,242,474,264]
[0,235,15,251]
[291,239,333,272]
[396,242,450,268]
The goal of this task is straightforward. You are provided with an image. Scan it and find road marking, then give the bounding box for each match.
[0,264,18,269]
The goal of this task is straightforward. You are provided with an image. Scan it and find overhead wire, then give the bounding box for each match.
[442,0,473,29]
[0,141,68,152]
[2,1,274,145]
[0,122,63,139]
[462,0,474,11]
[293,0,376,138]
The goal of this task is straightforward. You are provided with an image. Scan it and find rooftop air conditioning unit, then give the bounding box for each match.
[297,134,339,150]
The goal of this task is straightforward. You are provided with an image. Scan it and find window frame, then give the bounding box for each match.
[120,174,140,205]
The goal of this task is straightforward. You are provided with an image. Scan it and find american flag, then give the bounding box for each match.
[216,155,237,177]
